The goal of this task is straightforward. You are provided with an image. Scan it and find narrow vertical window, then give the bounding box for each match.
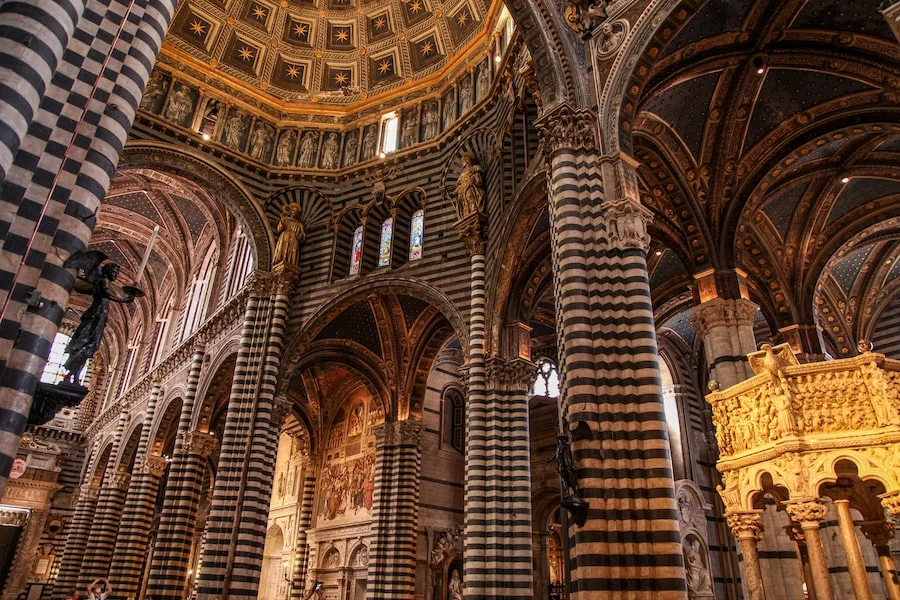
[42,333,74,384]
[409,209,424,261]
[378,217,393,267]
[380,113,399,155]
[349,225,363,276]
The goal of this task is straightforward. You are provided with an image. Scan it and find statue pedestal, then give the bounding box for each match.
[31,381,88,426]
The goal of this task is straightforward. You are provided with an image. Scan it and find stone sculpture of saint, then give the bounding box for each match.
[224,111,248,149]
[273,203,306,269]
[423,102,439,140]
[321,133,339,169]
[141,71,167,111]
[249,124,273,161]
[401,114,418,147]
[164,84,193,124]
[449,152,484,219]
[443,88,457,129]
[276,130,297,166]
[361,125,377,160]
[298,131,318,168]
[684,539,713,595]
[459,77,474,115]
[476,66,490,101]
[448,570,463,600]
[343,130,358,166]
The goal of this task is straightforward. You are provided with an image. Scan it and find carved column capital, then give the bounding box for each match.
[142,454,170,478]
[785,499,829,525]
[183,430,219,458]
[689,298,760,339]
[536,103,598,155]
[486,356,537,391]
[246,269,277,296]
[600,198,653,252]
[110,471,132,491]
[77,484,101,503]
[374,419,423,448]
[860,520,895,546]
[454,212,486,257]
[879,491,900,519]
[725,510,764,540]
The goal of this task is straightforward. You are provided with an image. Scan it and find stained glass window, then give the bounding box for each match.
[349,225,363,276]
[378,217,393,267]
[409,209,424,261]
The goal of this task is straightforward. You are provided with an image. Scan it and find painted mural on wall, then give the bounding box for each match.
[136,59,497,170]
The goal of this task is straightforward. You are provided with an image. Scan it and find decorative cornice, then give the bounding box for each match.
[536,103,599,155]
[600,197,652,252]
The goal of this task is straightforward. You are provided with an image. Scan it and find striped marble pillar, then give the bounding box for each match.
[110,381,166,597]
[76,410,129,588]
[196,270,297,600]
[51,484,100,600]
[452,214,492,598]
[690,296,758,389]
[366,420,423,599]
[0,0,178,496]
[289,472,316,600]
[538,104,686,599]
[147,345,212,600]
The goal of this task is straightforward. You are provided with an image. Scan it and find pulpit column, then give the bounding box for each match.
[786,500,833,600]
[861,521,900,600]
[726,511,767,600]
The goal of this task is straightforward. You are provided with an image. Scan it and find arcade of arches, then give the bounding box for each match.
[1,1,900,599]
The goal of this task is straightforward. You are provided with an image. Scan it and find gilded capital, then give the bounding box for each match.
[536,104,598,155]
[600,198,652,252]
[784,499,828,524]
[143,454,170,478]
[725,511,763,540]
[183,430,219,458]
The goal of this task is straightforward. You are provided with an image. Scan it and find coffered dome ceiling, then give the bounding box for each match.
[164,0,498,110]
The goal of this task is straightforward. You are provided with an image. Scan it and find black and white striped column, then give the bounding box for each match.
[196,271,296,600]
[366,420,423,599]
[147,345,214,600]
[110,381,166,597]
[289,472,316,600]
[690,296,758,389]
[51,484,100,600]
[0,0,178,496]
[538,104,686,598]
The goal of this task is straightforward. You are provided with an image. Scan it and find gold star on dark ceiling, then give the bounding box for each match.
[456,11,469,25]
[252,5,268,19]
[374,16,386,29]
[378,59,392,73]
[420,41,433,55]
[334,72,349,85]
[238,46,255,61]
[293,22,309,37]
[408,0,423,12]
[335,28,350,42]
[286,64,302,78]
[189,19,207,36]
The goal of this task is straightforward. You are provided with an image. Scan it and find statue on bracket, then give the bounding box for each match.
[273,203,306,270]
[446,152,484,220]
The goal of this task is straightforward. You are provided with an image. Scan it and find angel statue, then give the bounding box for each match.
[62,251,142,384]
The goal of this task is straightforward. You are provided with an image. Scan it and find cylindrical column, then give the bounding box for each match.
[690,296,759,388]
[365,420,423,599]
[147,345,209,600]
[110,381,165,596]
[786,500,833,600]
[289,473,316,600]
[785,523,817,600]
[861,521,900,600]
[52,485,100,600]
[727,511,766,600]
[833,499,873,600]
[537,104,685,598]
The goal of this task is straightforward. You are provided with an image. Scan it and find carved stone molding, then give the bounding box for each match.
[374,419,423,448]
[143,454,170,478]
[785,499,828,525]
[600,197,652,252]
[183,430,219,458]
[536,104,599,155]
[0,509,28,527]
[689,298,760,339]
[486,356,537,391]
[725,510,763,540]
[454,212,486,257]
[880,491,900,519]
[109,471,132,491]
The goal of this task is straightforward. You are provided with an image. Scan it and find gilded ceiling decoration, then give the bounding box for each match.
[165,0,494,108]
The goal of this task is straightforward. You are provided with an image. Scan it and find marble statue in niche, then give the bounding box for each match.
[273,202,306,269]
[224,110,249,150]
[448,569,463,600]
[249,123,274,161]
[343,129,359,166]
[423,102,439,140]
[684,536,713,597]
[443,87,457,130]
[276,130,297,166]
[459,76,474,115]
[476,64,490,101]
[447,152,484,219]
[164,84,194,125]
[320,132,340,169]
[401,112,418,147]
[298,131,319,168]
[141,71,168,112]
[361,124,377,160]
